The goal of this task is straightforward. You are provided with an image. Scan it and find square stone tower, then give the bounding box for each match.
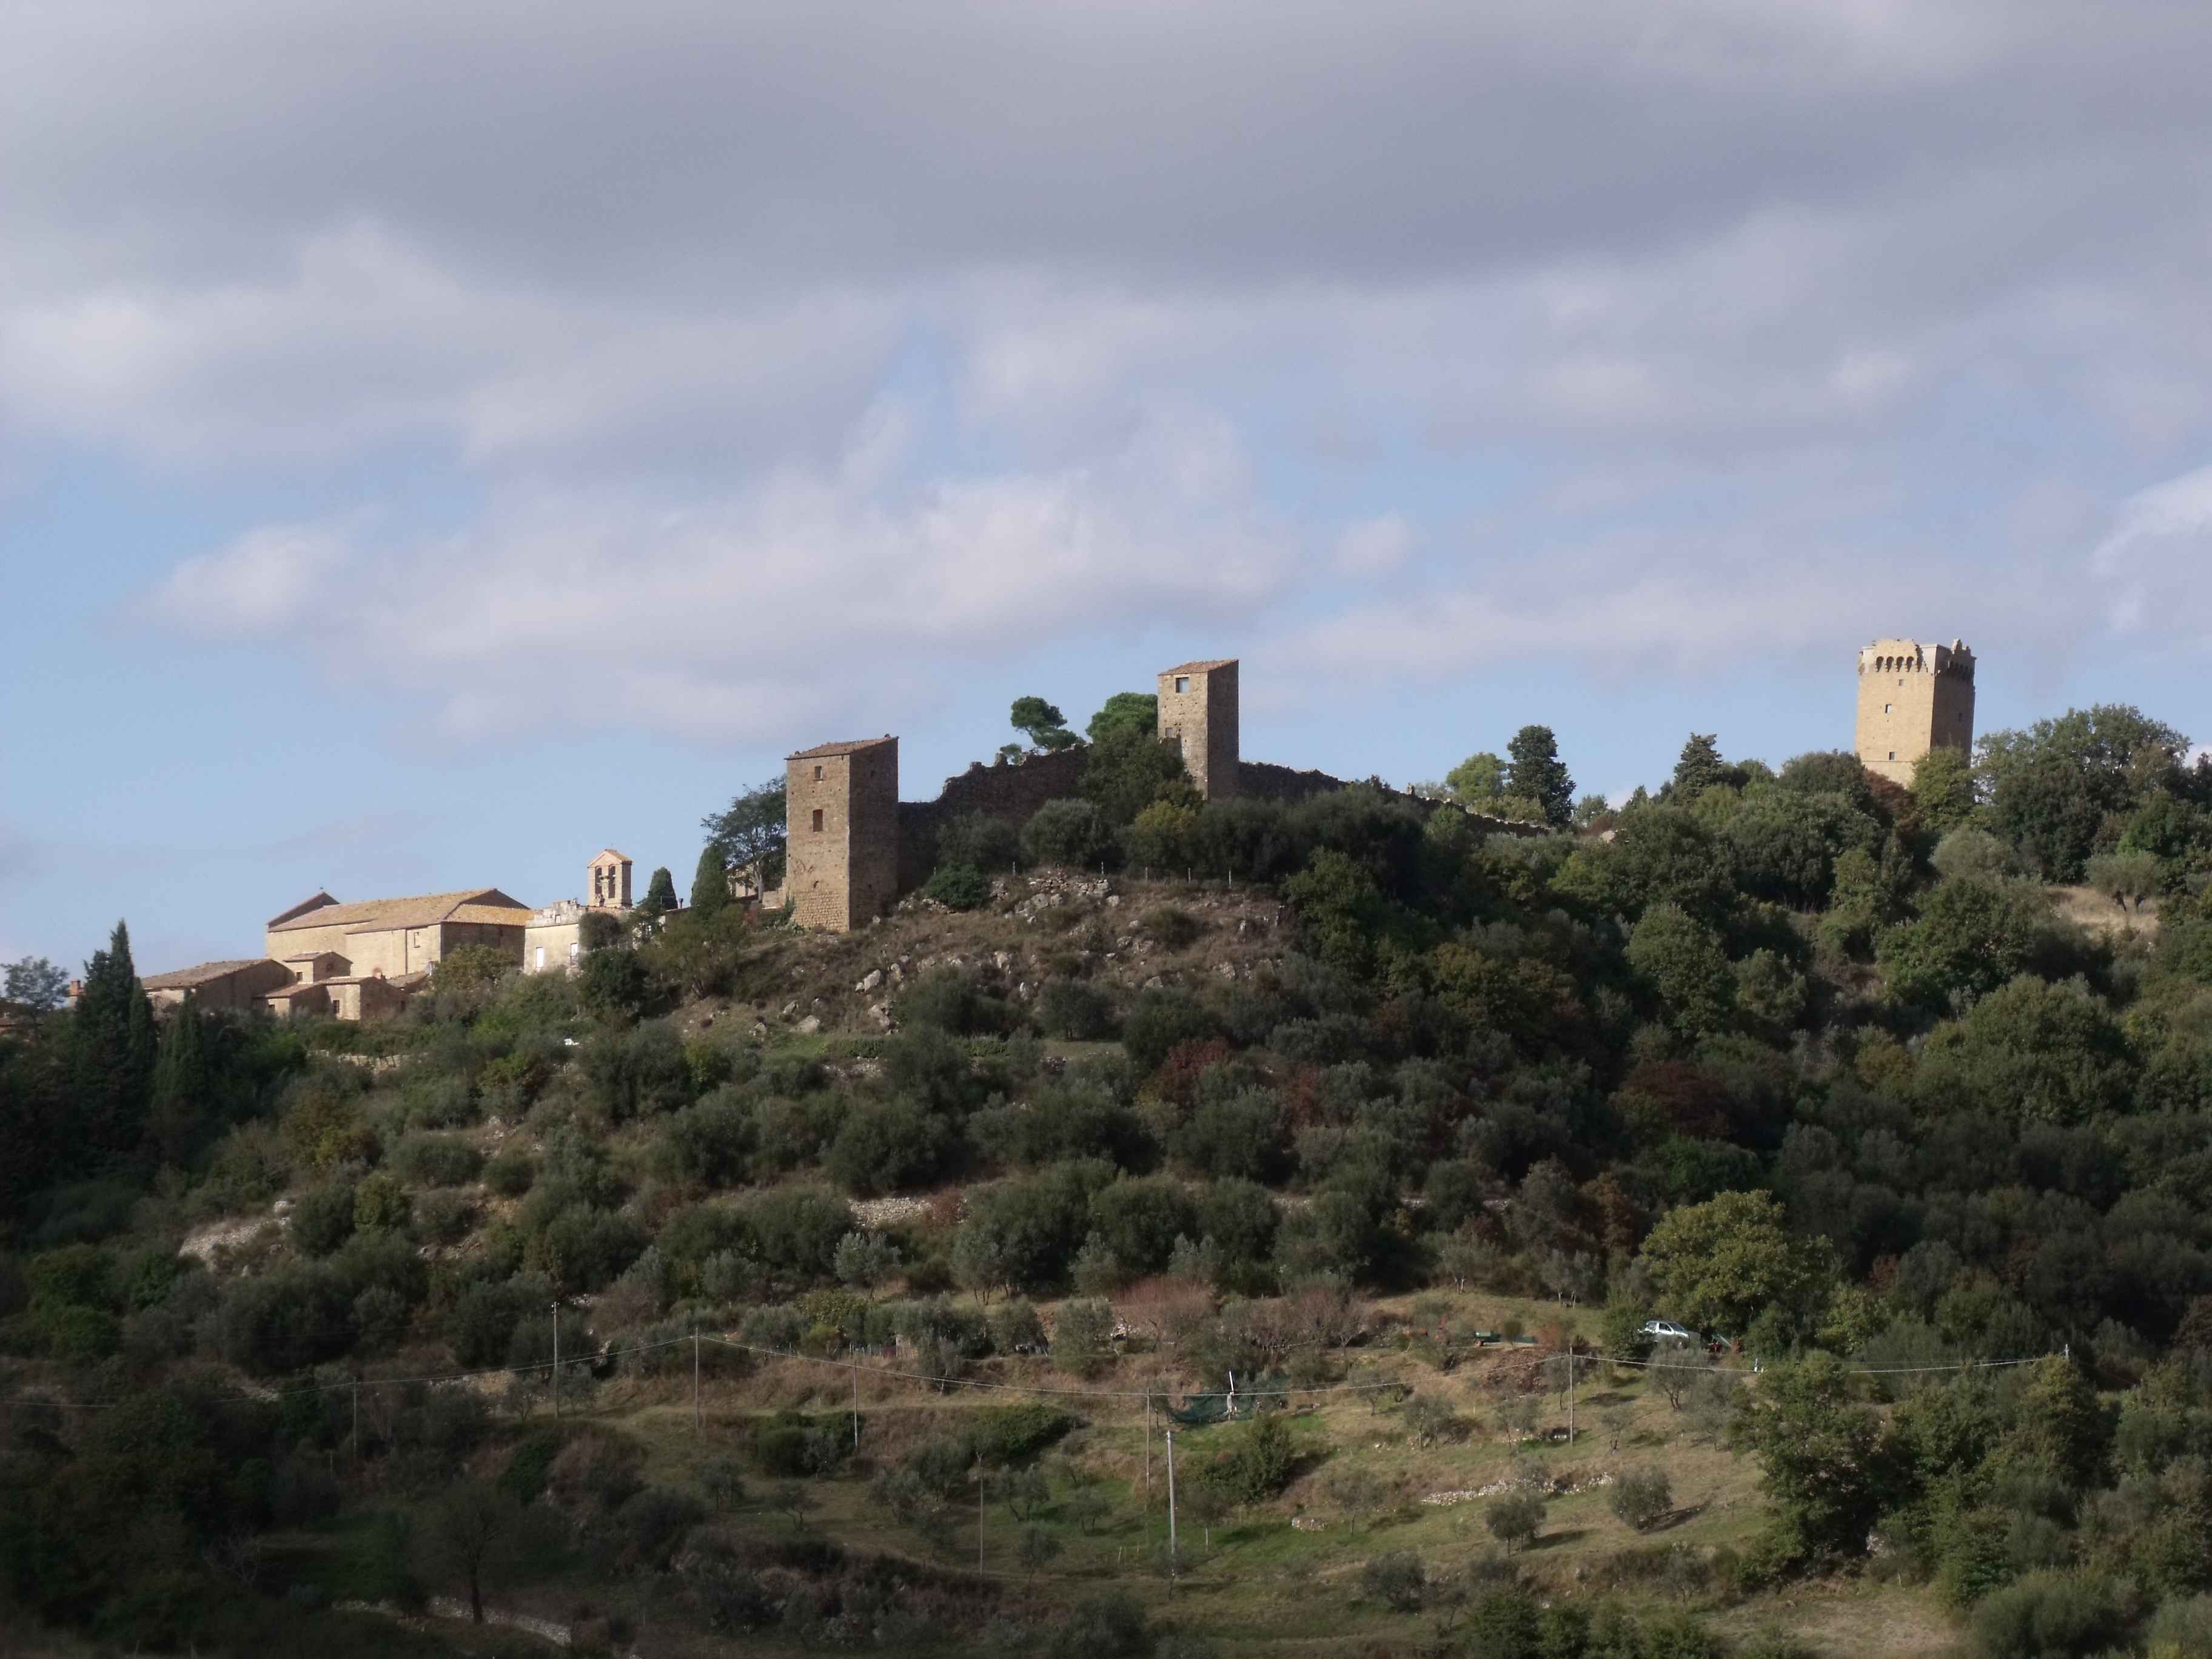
[785,736,899,931]
[1158,659,1239,799]
[1855,637,1976,785]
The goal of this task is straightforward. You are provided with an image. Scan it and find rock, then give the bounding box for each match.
[857,969,884,992]
[992,951,1011,971]
[796,1015,822,1034]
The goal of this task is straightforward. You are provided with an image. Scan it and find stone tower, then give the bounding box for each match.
[785,736,899,932]
[1158,658,1239,799]
[587,850,632,911]
[1855,637,1976,785]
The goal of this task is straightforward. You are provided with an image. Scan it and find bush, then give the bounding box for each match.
[939,813,1022,875]
[927,866,993,911]
[1221,1412,1298,1504]
[292,1180,358,1257]
[1051,1298,1115,1372]
[1972,1571,2110,1659]
[1123,987,1215,1074]
[1048,1590,1151,1659]
[900,965,1017,1035]
[1024,800,1116,870]
[1038,978,1118,1041]
[392,1133,483,1187]
[1610,1467,1672,1532]
[219,1262,355,1373]
[484,1147,537,1196]
[1142,906,1201,949]
[826,1099,947,1196]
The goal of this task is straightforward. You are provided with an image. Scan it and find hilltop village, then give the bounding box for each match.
[136,639,1976,1019]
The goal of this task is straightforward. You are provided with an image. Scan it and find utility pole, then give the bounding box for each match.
[852,1367,861,1454]
[977,1456,987,1574]
[350,1376,359,1459]
[1566,1352,1576,1446]
[551,1304,561,1423]
[1165,1429,1179,1594]
[693,1321,702,1433]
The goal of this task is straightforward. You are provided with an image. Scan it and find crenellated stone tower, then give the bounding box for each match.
[1855,637,1976,785]
[784,736,899,933]
[1158,658,1239,799]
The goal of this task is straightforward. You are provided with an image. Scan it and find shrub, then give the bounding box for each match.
[1123,987,1215,1074]
[392,1133,483,1187]
[484,1146,537,1196]
[1221,1412,1298,1505]
[1971,1572,2110,1659]
[219,1262,355,1374]
[1039,978,1118,1041]
[939,813,1022,875]
[1051,1298,1115,1373]
[1142,906,1201,950]
[353,1172,411,1233]
[1610,1467,1672,1532]
[900,965,1017,1034]
[826,1099,947,1196]
[1047,1590,1151,1659]
[1024,800,1116,870]
[659,1093,756,1187]
[927,866,993,911]
[292,1180,358,1257]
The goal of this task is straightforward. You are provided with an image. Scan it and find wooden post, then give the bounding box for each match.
[852,1367,861,1453]
[977,1456,987,1574]
[350,1377,359,1458]
[1165,1428,1179,1594]
[551,1304,560,1422]
[1566,1352,1575,1445]
[693,1323,702,1433]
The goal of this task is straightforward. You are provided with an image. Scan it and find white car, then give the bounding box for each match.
[1640,1319,1699,1344]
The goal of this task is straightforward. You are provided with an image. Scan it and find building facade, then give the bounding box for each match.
[1855,637,1976,785]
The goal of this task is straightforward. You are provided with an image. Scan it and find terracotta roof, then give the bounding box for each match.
[789,735,897,760]
[1164,659,1236,675]
[267,888,531,934]
[266,892,339,928]
[143,959,272,990]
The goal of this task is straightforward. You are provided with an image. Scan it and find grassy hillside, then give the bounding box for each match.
[11,708,2212,1656]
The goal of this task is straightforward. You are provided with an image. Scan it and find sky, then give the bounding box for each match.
[8,0,2212,974]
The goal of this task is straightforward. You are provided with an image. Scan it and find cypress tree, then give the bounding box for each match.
[639,866,679,917]
[149,991,213,1167]
[67,920,156,1167]
[690,845,731,919]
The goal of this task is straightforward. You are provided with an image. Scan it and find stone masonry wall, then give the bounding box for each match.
[896,745,1091,891]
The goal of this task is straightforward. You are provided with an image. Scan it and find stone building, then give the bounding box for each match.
[783,736,901,933]
[1855,637,1976,785]
[1158,659,1239,799]
[255,888,534,1020]
[525,899,588,975]
[142,957,294,1013]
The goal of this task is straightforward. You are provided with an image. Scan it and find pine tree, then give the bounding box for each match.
[1668,734,1733,800]
[1504,725,1575,826]
[67,920,156,1167]
[690,845,731,919]
[149,991,213,1167]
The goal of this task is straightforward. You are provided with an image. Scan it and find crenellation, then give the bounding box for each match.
[1854,635,1975,785]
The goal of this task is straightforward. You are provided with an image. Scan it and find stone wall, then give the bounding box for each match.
[896,745,1091,890]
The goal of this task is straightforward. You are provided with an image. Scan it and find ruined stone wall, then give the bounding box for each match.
[896,745,1091,890]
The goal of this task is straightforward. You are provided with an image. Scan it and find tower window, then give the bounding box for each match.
[1888,751,1897,760]
[1175,676,1189,693]
[814,765,824,782]
[811,808,825,832]
[1885,703,1892,714]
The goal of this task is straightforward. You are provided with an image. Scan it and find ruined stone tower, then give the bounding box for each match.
[785,736,899,932]
[1158,658,1239,799]
[1855,637,1976,786]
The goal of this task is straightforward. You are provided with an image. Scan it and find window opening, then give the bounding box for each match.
[811,808,825,832]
